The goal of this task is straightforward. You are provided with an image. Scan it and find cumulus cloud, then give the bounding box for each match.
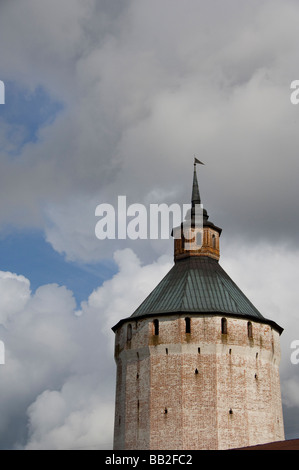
[79,248,172,335]
[0,249,170,449]
[0,276,79,448]
[0,271,30,325]
[25,377,114,450]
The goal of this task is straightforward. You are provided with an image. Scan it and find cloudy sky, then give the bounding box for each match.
[0,0,299,449]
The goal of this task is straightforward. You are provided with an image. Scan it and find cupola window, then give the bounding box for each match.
[212,234,216,249]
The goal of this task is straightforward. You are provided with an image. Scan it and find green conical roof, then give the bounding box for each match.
[112,256,283,333]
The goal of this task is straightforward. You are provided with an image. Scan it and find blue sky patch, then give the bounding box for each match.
[0,230,117,306]
[0,81,64,154]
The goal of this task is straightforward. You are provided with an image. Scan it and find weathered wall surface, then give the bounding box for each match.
[113,315,284,450]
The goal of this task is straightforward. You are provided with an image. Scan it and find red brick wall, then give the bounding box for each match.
[113,315,284,450]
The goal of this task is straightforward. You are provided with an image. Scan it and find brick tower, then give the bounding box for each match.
[112,161,285,450]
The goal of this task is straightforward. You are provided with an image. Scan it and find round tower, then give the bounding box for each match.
[112,162,284,450]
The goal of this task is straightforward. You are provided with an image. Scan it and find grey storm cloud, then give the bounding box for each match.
[0,0,299,449]
[0,0,298,262]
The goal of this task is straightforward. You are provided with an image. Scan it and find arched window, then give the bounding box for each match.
[247,321,253,339]
[221,318,227,335]
[153,319,159,336]
[127,323,132,341]
[185,317,191,334]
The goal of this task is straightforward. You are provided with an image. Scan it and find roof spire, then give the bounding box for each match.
[171,157,222,263]
[192,157,204,207]
[191,157,210,225]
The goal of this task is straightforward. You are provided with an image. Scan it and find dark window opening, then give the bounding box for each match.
[153,319,159,336]
[195,368,199,375]
[185,317,191,334]
[198,347,201,354]
[221,318,227,335]
[229,408,233,415]
[247,321,253,339]
[164,408,168,414]
[166,348,168,355]
[127,323,132,341]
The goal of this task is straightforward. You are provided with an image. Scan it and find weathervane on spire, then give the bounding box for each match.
[194,156,204,166]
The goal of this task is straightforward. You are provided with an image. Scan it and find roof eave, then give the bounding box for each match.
[112,311,283,335]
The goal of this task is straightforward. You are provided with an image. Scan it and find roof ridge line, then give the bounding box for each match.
[178,260,192,311]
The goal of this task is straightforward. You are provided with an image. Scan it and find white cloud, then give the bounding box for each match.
[79,248,172,335]
[25,377,114,450]
[0,248,170,449]
[0,271,30,326]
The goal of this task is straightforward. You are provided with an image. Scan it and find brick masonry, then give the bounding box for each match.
[113,314,284,450]
[173,227,220,261]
